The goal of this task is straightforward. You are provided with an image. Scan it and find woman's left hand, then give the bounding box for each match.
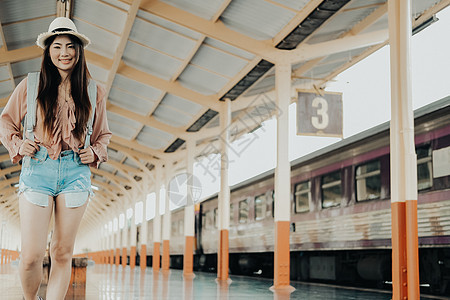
[79,147,96,164]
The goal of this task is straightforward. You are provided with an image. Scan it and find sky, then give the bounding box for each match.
[127,6,450,225]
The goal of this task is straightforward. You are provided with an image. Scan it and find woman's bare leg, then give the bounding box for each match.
[46,194,88,300]
[19,195,54,300]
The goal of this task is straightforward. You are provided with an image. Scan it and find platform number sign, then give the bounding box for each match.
[297,91,343,137]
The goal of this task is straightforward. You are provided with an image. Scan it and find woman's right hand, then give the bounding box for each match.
[19,139,40,157]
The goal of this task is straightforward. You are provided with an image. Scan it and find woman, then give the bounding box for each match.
[0,17,112,300]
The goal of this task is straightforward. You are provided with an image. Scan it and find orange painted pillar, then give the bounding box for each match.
[388,0,420,299]
[115,248,120,266]
[153,242,160,271]
[271,62,294,294]
[140,244,147,270]
[183,236,194,277]
[110,249,114,265]
[274,221,291,287]
[218,230,229,280]
[122,247,127,267]
[162,240,170,271]
[130,246,136,268]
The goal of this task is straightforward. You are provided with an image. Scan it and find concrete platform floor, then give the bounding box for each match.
[0,261,442,299]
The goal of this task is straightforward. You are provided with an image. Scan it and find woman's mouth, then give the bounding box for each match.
[60,59,72,64]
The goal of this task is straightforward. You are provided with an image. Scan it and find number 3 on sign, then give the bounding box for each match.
[311,97,329,130]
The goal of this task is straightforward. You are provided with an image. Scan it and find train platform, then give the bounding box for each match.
[0,261,444,300]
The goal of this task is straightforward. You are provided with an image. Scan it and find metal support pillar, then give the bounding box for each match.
[140,193,148,270]
[153,166,163,272]
[162,172,172,272]
[130,208,137,268]
[115,226,121,266]
[271,61,294,293]
[388,0,420,299]
[122,210,129,267]
[183,139,195,278]
[217,99,231,282]
[109,229,114,265]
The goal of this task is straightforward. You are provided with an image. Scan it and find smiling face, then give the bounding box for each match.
[49,35,78,78]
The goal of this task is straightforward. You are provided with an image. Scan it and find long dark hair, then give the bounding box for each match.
[37,33,92,142]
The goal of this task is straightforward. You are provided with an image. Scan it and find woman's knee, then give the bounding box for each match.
[50,243,73,265]
[21,251,44,270]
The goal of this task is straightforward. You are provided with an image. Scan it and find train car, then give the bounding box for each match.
[196,96,450,295]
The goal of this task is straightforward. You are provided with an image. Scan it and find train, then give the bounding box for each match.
[134,96,450,295]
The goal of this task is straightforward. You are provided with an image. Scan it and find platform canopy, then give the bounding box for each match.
[0,0,448,233]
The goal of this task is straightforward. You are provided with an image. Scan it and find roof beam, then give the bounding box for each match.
[136,0,277,62]
[91,168,129,194]
[107,102,184,136]
[106,159,143,175]
[271,0,323,46]
[287,29,388,65]
[118,61,221,111]
[110,135,167,160]
[104,0,141,99]
[0,45,42,64]
[0,165,21,177]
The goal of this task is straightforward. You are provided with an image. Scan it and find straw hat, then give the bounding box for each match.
[36,17,90,49]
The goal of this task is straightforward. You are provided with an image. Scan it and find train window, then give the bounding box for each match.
[417,145,433,190]
[171,221,178,235]
[179,220,184,235]
[294,181,310,213]
[205,210,214,229]
[230,204,234,225]
[239,199,248,223]
[202,213,206,229]
[356,160,381,201]
[321,171,342,208]
[255,194,266,220]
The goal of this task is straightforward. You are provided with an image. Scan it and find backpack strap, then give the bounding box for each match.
[22,72,40,167]
[84,80,97,149]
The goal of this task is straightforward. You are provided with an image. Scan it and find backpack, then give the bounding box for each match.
[23,72,97,166]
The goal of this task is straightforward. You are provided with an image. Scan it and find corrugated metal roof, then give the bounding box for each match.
[271,0,310,10]
[137,10,202,40]
[204,37,255,60]
[136,125,174,149]
[73,19,120,59]
[112,74,163,101]
[161,0,227,20]
[0,0,55,24]
[110,87,156,116]
[153,93,203,127]
[87,63,109,83]
[221,0,296,40]
[0,66,10,82]
[73,0,127,34]
[129,17,198,60]
[178,64,229,94]
[11,58,41,78]
[190,44,250,78]
[107,111,142,139]
[3,16,54,50]
[306,4,381,44]
[123,41,182,80]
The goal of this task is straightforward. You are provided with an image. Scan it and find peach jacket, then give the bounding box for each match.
[0,77,112,168]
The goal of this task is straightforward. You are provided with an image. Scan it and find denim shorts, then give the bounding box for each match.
[19,146,92,208]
